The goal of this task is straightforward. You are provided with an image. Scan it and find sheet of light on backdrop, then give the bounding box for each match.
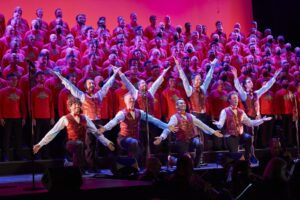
[0,0,253,36]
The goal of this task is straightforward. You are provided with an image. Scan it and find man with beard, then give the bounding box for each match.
[52,66,119,172]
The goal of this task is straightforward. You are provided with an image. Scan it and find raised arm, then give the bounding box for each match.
[176,59,193,97]
[148,66,170,96]
[95,67,120,101]
[52,70,85,102]
[256,68,282,98]
[118,71,138,99]
[232,68,247,101]
[201,58,217,94]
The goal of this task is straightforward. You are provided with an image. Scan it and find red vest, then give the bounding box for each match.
[82,93,102,120]
[224,108,244,136]
[136,91,154,115]
[242,92,259,118]
[120,109,141,138]
[190,88,206,113]
[175,113,195,141]
[66,114,87,141]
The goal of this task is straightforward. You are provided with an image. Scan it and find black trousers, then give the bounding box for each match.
[84,119,105,170]
[2,118,23,160]
[224,134,252,160]
[258,114,275,147]
[171,137,203,167]
[66,140,86,170]
[35,118,51,159]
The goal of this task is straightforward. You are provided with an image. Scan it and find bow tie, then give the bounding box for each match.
[128,108,135,112]
[73,113,80,117]
[179,111,186,115]
[231,107,237,111]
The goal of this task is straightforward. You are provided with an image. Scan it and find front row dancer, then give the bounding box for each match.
[154,98,223,167]
[33,97,115,173]
[99,93,176,167]
[212,91,272,163]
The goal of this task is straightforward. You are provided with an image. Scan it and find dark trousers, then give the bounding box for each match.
[34,118,51,159]
[2,118,23,160]
[172,137,203,167]
[244,116,259,156]
[281,114,294,146]
[258,115,275,147]
[66,140,86,170]
[84,119,104,170]
[117,135,144,168]
[224,134,252,160]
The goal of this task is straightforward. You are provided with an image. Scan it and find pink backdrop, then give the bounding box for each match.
[0,0,253,35]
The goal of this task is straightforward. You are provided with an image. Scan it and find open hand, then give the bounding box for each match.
[99,125,106,134]
[107,142,115,151]
[213,130,223,138]
[153,136,162,145]
[262,116,272,121]
[33,144,41,154]
[169,125,179,133]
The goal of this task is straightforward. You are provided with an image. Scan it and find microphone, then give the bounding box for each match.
[26,59,36,69]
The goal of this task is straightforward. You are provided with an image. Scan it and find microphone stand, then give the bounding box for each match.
[24,60,43,191]
[144,92,151,160]
[293,94,300,160]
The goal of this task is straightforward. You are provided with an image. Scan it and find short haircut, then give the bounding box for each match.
[227,91,238,102]
[176,98,185,105]
[35,71,45,78]
[67,97,82,109]
[6,73,17,80]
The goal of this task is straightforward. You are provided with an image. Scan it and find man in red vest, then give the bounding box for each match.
[154,98,222,167]
[213,91,271,163]
[33,97,114,173]
[52,67,119,171]
[232,67,281,164]
[99,93,173,167]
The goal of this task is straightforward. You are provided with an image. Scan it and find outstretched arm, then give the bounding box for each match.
[242,112,271,127]
[118,71,138,99]
[148,66,171,96]
[212,109,227,129]
[33,116,66,154]
[201,58,217,94]
[140,110,168,130]
[232,68,247,101]
[96,67,120,101]
[52,70,85,102]
[153,115,178,145]
[192,114,222,137]
[85,116,115,151]
[100,111,125,132]
[256,68,282,98]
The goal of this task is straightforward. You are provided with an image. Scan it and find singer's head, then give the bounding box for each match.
[6,73,18,88]
[67,97,82,114]
[227,91,239,107]
[176,98,187,112]
[167,76,176,89]
[191,74,202,88]
[138,79,147,91]
[124,93,135,110]
[84,77,95,94]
